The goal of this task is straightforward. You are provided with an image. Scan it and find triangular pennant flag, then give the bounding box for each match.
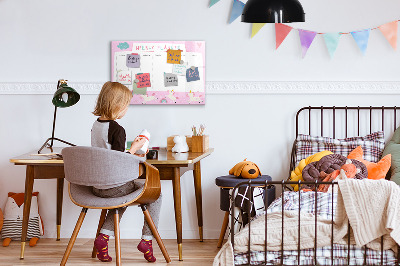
[298,29,317,58]
[323,33,341,58]
[378,21,398,50]
[275,23,293,49]
[229,0,245,24]
[351,29,370,55]
[209,0,220,7]
[251,23,266,38]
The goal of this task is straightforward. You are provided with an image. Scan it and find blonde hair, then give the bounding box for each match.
[93,82,132,120]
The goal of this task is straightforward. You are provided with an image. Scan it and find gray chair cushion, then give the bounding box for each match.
[69,180,145,208]
[62,146,145,188]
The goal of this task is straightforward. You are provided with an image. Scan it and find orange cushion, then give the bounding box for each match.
[348,146,391,180]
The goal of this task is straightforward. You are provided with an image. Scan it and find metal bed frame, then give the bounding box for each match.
[230,106,400,266]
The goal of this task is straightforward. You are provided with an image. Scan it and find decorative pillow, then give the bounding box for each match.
[295,131,385,166]
[382,126,400,184]
[302,154,368,189]
[289,150,333,191]
[348,146,391,180]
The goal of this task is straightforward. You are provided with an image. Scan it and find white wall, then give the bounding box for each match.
[1,0,400,239]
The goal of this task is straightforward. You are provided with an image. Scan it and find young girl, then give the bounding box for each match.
[91,81,162,263]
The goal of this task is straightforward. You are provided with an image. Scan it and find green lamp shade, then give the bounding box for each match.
[52,84,80,108]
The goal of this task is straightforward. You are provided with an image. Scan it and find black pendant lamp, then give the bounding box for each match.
[242,0,305,23]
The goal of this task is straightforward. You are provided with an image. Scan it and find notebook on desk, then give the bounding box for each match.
[30,153,63,159]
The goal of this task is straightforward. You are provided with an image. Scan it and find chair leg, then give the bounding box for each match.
[217,211,230,248]
[60,208,88,266]
[114,209,121,266]
[91,209,108,258]
[141,205,171,263]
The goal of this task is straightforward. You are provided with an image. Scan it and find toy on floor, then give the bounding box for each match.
[229,159,261,179]
[1,192,44,247]
[172,135,189,153]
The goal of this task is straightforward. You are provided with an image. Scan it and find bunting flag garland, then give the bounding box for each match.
[229,0,245,24]
[378,21,398,50]
[209,4,400,58]
[298,30,317,58]
[251,23,266,38]
[351,29,370,55]
[275,23,293,49]
[323,33,341,58]
[209,0,220,8]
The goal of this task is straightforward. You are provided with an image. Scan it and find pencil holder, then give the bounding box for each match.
[191,135,209,153]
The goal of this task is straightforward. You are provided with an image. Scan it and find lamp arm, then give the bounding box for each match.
[37,79,76,154]
[50,79,61,148]
[38,105,71,154]
[50,105,57,148]
[38,137,76,154]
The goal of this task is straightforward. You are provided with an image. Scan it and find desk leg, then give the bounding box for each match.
[193,161,203,242]
[56,178,64,241]
[20,165,34,259]
[172,167,183,261]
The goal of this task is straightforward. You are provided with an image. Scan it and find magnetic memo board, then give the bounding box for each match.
[111,41,205,105]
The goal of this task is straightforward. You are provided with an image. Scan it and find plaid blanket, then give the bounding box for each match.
[235,244,397,265]
[266,190,336,220]
[234,191,397,265]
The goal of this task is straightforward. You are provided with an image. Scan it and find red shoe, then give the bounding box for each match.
[94,233,112,262]
[137,239,156,262]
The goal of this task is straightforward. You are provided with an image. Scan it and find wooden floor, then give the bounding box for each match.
[0,239,221,265]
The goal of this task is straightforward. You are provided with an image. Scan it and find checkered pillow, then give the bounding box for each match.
[294,131,385,166]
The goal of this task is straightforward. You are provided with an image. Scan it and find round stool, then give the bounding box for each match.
[215,175,275,248]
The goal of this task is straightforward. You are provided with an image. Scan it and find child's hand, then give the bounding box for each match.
[134,149,149,157]
[129,137,147,155]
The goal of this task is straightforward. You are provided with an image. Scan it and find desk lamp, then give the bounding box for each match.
[38,79,80,154]
[241,0,305,23]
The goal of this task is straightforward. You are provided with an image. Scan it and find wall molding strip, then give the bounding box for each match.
[0,81,399,95]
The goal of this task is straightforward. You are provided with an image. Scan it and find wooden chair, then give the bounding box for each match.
[60,146,171,265]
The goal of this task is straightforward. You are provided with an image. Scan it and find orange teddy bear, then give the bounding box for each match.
[229,159,261,179]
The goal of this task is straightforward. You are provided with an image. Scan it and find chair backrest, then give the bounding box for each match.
[62,146,145,187]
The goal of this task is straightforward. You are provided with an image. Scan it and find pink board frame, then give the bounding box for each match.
[111,41,206,105]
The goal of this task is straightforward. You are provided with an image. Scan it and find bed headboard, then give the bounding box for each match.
[290,106,400,179]
[295,106,400,138]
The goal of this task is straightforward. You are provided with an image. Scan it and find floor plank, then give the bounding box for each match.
[0,239,221,265]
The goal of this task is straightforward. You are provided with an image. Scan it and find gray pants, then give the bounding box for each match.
[92,180,162,240]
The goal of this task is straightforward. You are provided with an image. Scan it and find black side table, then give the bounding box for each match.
[215,175,275,248]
